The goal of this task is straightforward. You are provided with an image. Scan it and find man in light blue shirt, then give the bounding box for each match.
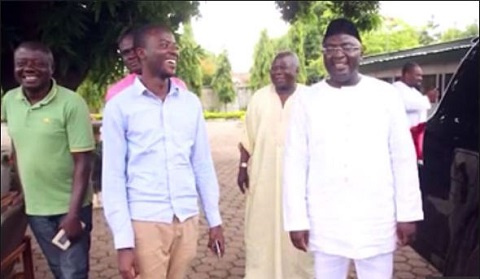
[101,24,225,279]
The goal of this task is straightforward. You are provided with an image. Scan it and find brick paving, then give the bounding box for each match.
[22,120,441,279]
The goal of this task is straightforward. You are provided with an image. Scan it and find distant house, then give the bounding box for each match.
[200,72,251,112]
[360,36,475,98]
[232,73,251,110]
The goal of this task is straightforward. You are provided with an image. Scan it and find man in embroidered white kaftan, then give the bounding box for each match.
[238,51,314,279]
[283,18,424,279]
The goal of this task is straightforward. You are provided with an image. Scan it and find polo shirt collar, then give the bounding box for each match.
[16,79,59,108]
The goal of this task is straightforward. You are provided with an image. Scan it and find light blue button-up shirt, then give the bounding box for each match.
[101,77,222,249]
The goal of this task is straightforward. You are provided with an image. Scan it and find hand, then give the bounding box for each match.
[208,225,225,257]
[397,222,417,246]
[59,213,83,240]
[237,168,249,194]
[117,248,138,279]
[289,230,309,252]
[426,88,439,103]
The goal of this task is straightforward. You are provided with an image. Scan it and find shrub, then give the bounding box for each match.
[204,111,245,120]
[89,110,246,121]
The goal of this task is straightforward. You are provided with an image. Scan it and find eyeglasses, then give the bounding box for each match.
[118,48,135,57]
[321,45,361,55]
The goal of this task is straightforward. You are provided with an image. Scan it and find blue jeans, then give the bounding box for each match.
[28,205,92,279]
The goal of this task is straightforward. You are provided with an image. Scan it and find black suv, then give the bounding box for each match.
[411,37,478,276]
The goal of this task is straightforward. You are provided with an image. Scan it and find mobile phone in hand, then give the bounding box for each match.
[51,222,85,251]
[214,240,222,259]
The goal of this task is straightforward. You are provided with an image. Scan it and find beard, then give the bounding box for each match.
[146,61,174,79]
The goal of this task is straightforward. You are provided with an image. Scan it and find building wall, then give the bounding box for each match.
[365,61,460,96]
[365,62,460,80]
[360,48,469,99]
[200,86,252,112]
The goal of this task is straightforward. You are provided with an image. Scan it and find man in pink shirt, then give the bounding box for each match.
[106,28,187,102]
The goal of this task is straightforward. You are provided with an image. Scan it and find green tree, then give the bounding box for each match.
[287,22,307,83]
[306,56,327,85]
[275,1,381,31]
[200,50,217,87]
[211,50,236,110]
[362,17,421,55]
[275,1,381,84]
[463,22,480,37]
[249,29,275,92]
[440,28,466,42]
[1,1,200,92]
[418,17,441,45]
[439,22,479,42]
[76,75,106,113]
[176,22,203,96]
[272,35,290,53]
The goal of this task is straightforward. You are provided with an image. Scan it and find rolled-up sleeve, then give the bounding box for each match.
[283,95,311,231]
[101,102,134,249]
[190,103,222,228]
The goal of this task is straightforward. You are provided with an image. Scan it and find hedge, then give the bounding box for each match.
[90,110,245,121]
[204,111,245,120]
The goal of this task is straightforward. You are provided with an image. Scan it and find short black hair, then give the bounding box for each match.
[14,41,54,65]
[402,62,420,76]
[133,23,172,49]
[117,27,137,45]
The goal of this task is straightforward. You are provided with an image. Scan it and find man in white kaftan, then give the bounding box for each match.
[392,61,438,128]
[283,18,424,279]
[238,52,314,279]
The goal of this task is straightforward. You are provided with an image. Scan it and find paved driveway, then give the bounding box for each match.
[20,120,441,279]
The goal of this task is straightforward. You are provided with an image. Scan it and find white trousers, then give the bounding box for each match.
[314,251,393,279]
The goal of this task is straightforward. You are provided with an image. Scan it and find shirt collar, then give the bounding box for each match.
[16,79,59,107]
[133,76,180,97]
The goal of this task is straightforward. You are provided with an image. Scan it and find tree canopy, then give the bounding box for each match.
[200,50,217,87]
[211,50,236,110]
[269,1,478,84]
[1,1,200,92]
[362,18,421,55]
[249,30,275,91]
[176,22,203,96]
[275,1,381,31]
[266,1,381,84]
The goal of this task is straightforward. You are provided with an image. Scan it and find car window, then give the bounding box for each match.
[434,42,479,151]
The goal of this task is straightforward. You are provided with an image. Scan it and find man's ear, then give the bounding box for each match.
[135,47,145,61]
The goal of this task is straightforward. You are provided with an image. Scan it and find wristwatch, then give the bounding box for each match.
[240,162,248,168]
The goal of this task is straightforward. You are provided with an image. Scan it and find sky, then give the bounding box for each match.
[191,1,480,73]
